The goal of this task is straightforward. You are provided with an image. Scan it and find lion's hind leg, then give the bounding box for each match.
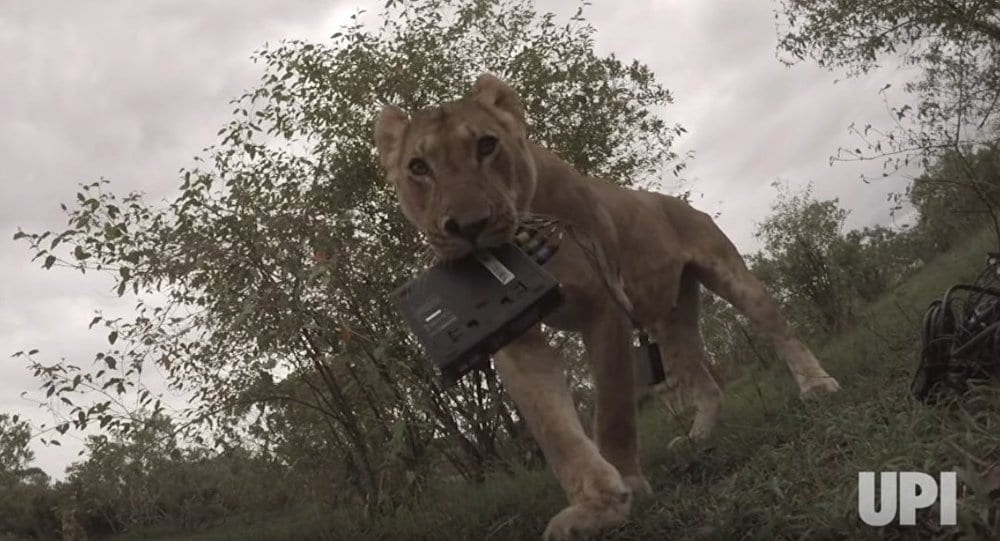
[650,269,723,451]
[693,241,840,398]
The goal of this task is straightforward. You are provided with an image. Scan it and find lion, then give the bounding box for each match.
[374,73,840,540]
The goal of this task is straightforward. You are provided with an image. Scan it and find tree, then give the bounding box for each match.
[52,413,294,535]
[775,0,1000,243]
[0,413,59,541]
[14,0,685,509]
[909,143,1000,250]
[749,182,925,336]
[750,183,856,335]
[838,225,918,301]
[0,413,33,476]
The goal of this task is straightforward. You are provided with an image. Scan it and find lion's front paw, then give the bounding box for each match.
[543,461,631,540]
[799,376,841,399]
[622,474,652,499]
[542,499,629,541]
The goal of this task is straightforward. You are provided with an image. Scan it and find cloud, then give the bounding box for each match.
[581,0,917,249]
[1,0,921,477]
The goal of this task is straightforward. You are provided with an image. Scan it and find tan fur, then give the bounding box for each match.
[374,74,840,540]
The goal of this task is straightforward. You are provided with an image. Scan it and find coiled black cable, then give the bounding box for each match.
[912,253,1000,403]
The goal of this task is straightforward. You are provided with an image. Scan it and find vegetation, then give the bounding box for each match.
[776,0,1000,241]
[3,0,1000,539]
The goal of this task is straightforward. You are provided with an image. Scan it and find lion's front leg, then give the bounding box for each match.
[494,326,631,541]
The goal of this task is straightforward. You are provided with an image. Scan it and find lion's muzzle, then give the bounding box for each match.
[442,215,490,243]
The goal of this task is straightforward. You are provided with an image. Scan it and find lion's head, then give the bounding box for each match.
[373,74,538,261]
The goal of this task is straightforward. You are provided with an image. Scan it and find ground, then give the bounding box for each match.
[113,231,1000,540]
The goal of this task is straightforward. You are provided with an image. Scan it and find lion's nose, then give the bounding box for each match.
[442,215,490,242]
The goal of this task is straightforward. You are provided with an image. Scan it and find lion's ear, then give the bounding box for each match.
[374,104,409,175]
[470,73,526,130]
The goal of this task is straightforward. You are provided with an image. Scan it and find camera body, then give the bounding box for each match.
[392,243,563,385]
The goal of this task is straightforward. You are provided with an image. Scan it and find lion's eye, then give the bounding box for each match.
[477,135,498,158]
[408,158,430,176]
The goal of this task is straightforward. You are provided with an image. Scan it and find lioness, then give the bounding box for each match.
[374,74,840,540]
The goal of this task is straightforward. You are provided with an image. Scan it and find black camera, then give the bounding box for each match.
[392,243,562,385]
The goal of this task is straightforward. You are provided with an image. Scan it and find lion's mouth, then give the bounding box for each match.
[431,220,516,262]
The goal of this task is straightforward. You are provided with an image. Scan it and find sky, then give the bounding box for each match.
[0,0,916,478]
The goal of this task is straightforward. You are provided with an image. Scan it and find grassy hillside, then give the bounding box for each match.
[114,231,1000,540]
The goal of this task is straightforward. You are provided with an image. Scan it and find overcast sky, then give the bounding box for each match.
[1,0,914,478]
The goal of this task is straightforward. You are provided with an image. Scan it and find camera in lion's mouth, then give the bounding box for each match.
[392,224,564,385]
